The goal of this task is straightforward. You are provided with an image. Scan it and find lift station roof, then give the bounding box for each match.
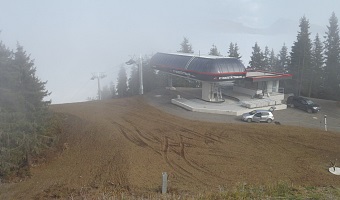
[150,52,246,82]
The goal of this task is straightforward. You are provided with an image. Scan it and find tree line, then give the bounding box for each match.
[249,13,340,100]
[113,13,340,101]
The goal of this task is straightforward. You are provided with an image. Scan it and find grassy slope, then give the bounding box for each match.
[1,97,340,199]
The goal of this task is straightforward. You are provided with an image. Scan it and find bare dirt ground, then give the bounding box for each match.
[1,91,340,198]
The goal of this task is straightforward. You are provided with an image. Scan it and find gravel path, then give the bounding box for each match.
[144,88,340,133]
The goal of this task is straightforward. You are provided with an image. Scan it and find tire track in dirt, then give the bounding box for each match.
[162,137,213,187]
[116,103,250,183]
[113,122,147,147]
[176,134,225,180]
[112,121,161,156]
[120,118,163,156]
[114,118,217,184]
[174,124,223,144]
[130,113,223,144]
[162,136,192,181]
[122,118,162,143]
[125,113,229,182]
[162,136,224,185]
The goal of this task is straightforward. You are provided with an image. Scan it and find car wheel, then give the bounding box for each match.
[267,119,273,123]
[247,118,252,123]
[307,108,312,113]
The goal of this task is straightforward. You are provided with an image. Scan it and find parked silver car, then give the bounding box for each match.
[241,110,274,123]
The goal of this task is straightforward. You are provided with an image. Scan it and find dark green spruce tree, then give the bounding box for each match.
[0,42,51,178]
[209,44,221,56]
[178,37,193,53]
[269,49,278,72]
[13,45,50,114]
[309,34,324,98]
[263,46,270,71]
[277,43,290,73]
[324,12,340,100]
[228,42,242,61]
[249,42,265,70]
[289,16,312,96]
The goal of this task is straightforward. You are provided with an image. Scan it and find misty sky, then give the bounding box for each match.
[0,0,339,104]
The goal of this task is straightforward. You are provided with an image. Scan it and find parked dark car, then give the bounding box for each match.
[286,96,320,113]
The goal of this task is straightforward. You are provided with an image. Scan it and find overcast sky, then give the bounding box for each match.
[0,0,339,104]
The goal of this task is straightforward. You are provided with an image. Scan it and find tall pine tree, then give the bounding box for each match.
[324,12,340,100]
[13,44,50,116]
[309,34,324,98]
[289,16,312,96]
[277,43,290,73]
[209,44,221,56]
[249,42,264,70]
[228,42,241,60]
[178,37,193,53]
[0,42,51,178]
[263,46,270,71]
[269,49,277,72]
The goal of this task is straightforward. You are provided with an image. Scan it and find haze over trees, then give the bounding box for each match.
[116,66,128,97]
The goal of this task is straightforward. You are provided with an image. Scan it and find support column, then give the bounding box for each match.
[168,74,173,87]
[201,82,223,102]
[275,80,279,92]
[202,82,212,101]
[266,81,273,94]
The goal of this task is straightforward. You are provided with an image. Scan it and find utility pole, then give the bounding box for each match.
[91,72,106,100]
[139,55,143,95]
[125,55,143,95]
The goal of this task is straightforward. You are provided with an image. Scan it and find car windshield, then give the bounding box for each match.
[249,110,257,115]
[306,100,314,105]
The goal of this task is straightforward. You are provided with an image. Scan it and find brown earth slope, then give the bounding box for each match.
[1,96,340,198]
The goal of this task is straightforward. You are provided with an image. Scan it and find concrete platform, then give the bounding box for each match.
[170,87,287,116]
[171,97,287,116]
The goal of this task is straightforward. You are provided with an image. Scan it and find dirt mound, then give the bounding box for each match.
[1,96,340,198]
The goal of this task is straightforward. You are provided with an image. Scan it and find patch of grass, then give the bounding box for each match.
[211,182,340,200]
[72,182,340,199]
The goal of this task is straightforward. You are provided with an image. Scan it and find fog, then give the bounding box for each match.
[0,0,338,104]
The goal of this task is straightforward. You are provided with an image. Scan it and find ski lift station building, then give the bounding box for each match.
[150,52,292,115]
